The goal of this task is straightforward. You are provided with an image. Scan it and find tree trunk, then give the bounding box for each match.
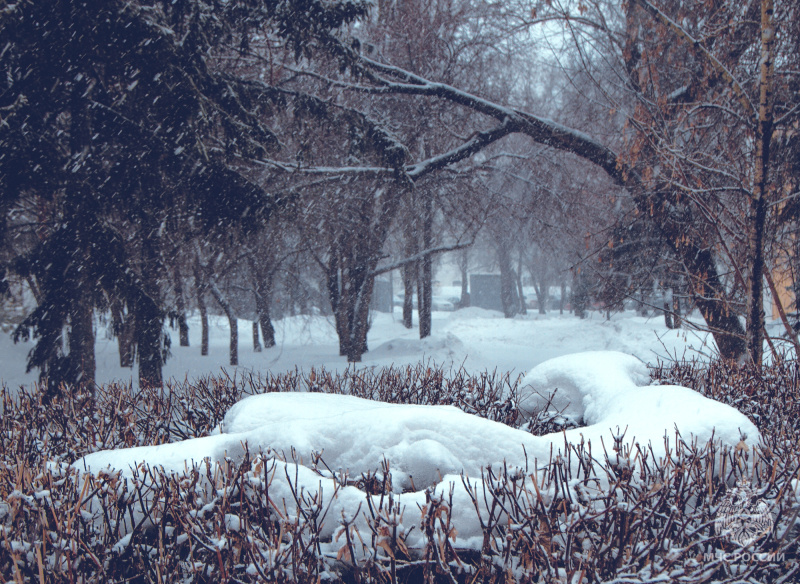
[333,271,374,362]
[401,224,417,329]
[254,286,276,348]
[746,0,776,368]
[38,324,65,397]
[458,249,470,309]
[680,246,746,359]
[516,254,527,316]
[135,289,164,388]
[112,299,136,368]
[419,194,433,338]
[572,270,589,319]
[59,75,96,393]
[172,262,190,347]
[198,292,209,356]
[258,306,276,349]
[230,316,239,365]
[673,291,682,329]
[418,257,432,338]
[210,280,238,366]
[327,243,375,362]
[402,263,415,329]
[663,288,674,330]
[252,266,276,349]
[193,259,210,356]
[68,299,95,391]
[560,281,566,315]
[533,277,549,315]
[497,242,518,318]
[326,251,346,356]
[135,239,164,388]
[325,185,403,362]
[253,322,262,352]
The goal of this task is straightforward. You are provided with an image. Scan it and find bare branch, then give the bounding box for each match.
[371,241,474,277]
[631,0,757,120]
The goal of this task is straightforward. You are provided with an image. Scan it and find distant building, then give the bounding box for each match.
[371,279,394,313]
[470,274,505,312]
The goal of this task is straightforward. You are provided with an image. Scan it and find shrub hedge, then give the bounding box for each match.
[1,361,799,583]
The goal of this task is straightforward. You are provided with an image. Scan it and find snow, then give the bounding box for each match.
[76,350,759,486]
[72,345,760,551]
[517,351,759,457]
[0,307,721,391]
[79,393,541,491]
[518,350,652,421]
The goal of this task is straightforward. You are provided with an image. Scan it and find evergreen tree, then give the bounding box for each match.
[0,0,372,389]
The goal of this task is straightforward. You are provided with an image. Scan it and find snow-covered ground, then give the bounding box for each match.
[0,307,719,390]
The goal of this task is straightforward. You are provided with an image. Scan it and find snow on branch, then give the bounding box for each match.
[291,48,627,186]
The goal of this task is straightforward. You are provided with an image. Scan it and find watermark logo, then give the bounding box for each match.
[715,479,773,548]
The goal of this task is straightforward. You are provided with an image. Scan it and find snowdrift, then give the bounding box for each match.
[75,351,760,550]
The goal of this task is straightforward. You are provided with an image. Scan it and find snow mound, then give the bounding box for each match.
[222,391,537,490]
[78,352,760,483]
[370,332,466,362]
[74,352,761,549]
[519,351,759,452]
[518,351,651,422]
[85,392,545,492]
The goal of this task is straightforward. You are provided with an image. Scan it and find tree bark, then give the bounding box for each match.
[673,292,682,329]
[210,280,238,366]
[331,264,374,362]
[746,0,776,368]
[326,250,349,357]
[663,288,674,330]
[194,267,210,356]
[327,234,380,362]
[458,249,470,309]
[419,194,433,338]
[135,231,164,388]
[68,298,95,392]
[516,254,527,315]
[402,263,415,329]
[253,322,262,352]
[254,281,276,348]
[172,262,190,347]
[62,73,96,393]
[112,299,136,368]
[681,246,746,359]
[134,288,164,388]
[401,224,417,329]
[417,265,432,338]
[323,184,405,362]
[198,292,209,356]
[497,242,519,318]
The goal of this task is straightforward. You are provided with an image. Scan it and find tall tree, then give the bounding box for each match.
[0,0,369,387]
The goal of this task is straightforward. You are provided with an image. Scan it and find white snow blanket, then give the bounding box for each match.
[517,351,758,452]
[75,351,760,549]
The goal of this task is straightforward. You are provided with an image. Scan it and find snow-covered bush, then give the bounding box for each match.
[1,361,798,583]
